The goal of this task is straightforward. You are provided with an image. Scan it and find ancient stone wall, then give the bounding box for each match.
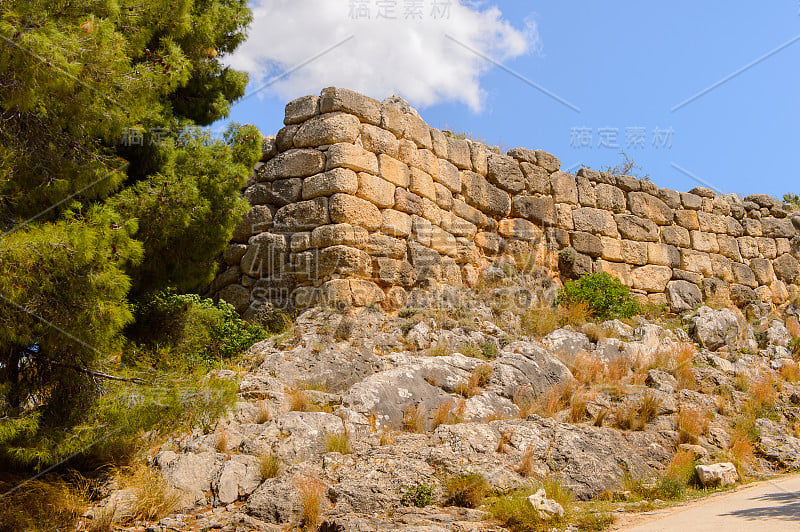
[210,87,800,316]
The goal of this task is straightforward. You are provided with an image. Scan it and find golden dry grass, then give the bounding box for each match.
[780,361,800,382]
[670,343,698,390]
[456,364,493,398]
[296,474,326,530]
[515,446,537,478]
[288,387,311,412]
[534,381,575,418]
[513,386,536,418]
[568,390,594,423]
[403,403,426,433]
[496,429,514,453]
[786,316,800,339]
[259,452,280,480]
[615,391,661,431]
[431,400,465,430]
[676,407,709,445]
[521,301,590,337]
[129,467,181,522]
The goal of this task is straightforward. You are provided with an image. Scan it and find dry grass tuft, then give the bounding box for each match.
[130,467,181,522]
[729,429,756,472]
[296,474,326,530]
[615,391,661,431]
[513,386,536,418]
[288,387,311,412]
[786,316,800,339]
[594,407,609,427]
[676,407,709,444]
[568,390,594,423]
[534,381,575,418]
[431,400,465,430]
[379,430,395,446]
[0,478,86,532]
[256,402,271,424]
[670,343,698,390]
[215,428,229,454]
[666,450,699,485]
[259,452,280,480]
[444,473,488,508]
[521,301,590,338]
[567,353,605,387]
[781,361,800,382]
[324,431,352,454]
[403,403,426,433]
[515,446,538,478]
[496,429,514,453]
[456,364,493,398]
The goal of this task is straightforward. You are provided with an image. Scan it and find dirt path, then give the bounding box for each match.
[616,474,800,532]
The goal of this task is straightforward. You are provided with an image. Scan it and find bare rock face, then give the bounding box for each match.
[528,488,565,520]
[690,306,741,350]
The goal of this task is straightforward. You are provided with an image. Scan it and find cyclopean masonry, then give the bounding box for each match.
[209,87,800,316]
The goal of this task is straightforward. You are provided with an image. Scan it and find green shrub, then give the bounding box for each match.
[784,193,800,208]
[401,483,435,508]
[557,273,639,321]
[126,291,269,369]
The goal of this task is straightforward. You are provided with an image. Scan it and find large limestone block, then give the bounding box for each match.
[381,209,412,237]
[475,231,502,254]
[272,198,329,232]
[570,231,602,257]
[325,143,379,174]
[240,232,288,277]
[533,149,560,172]
[360,123,399,158]
[284,95,319,125]
[316,245,372,279]
[600,237,623,262]
[697,212,727,234]
[710,254,733,283]
[293,112,360,147]
[716,234,742,261]
[245,179,302,206]
[446,137,472,170]
[615,174,640,192]
[319,87,381,125]
[631,265,672,292]
[757,237,778,259]
[441,213,477,239]
[430,128,448,158]
[696,463,738,487]
[762,218,797,238]
[373,257,415,287]
[469,141,489,176]
[394,188,423,216]
[615,215,660,242]
[429,226,457,257]
[621,240,648,266]
[520,162,551,195]
[434,182,453,210]
[409,168,436,201]
[380,102,405,136]
[461,171,511,219]
[774,253,800,283]
[357,172,395,208]
[661,226,691,248]
[750,258,775,285]
[731,262,758,288]
[595,183,627,213]
[742,218,762,237]
[275,124,297,152]
[680,191,703,210]
[436,159,462,193]
[217,284,251,314]
[690,231,719,253]
[321,279,385,307]
[628,192,673,225]
[512,195,555,226]
[550,172,578,204]
[404,113,433,150]
[680,249,714,277]
[420,198,442,226]
[452,199,488,228]
[667,280,702,312]
[647,243,680,268]
[329,193,382,231]
[737,236,759,259]
[487,153,525,193]
[499,218,542,241]
[657,188,681,209]
[366,233,408,259]
[675,210,700,230]
[596,260,632,285]
[302,168,358,199]
[232,205,273,242]
[410,216,432,246]
[572,207,619,237]
[257,149,325,181]
[310,223,368,249]
[576,176,596,207]
[415,149,439,177]
[378,154,410,187]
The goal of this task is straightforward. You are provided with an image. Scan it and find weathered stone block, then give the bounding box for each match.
[360,123,399,158]
[469,141,488,176]
[284,95,319,125]
[697,212,727,234]
[475,231,502,254]
[446,137,472,170]
[223,244,248,265]
[571,231,602,257]
[628,192,673,225]
[716,234,742,262]
[600,236,623,262]
[430,128,448,158]
[731,262,757,288]
[675,210,700,230]
[737,236,759,259]
[293,112,360,147]
[680,192,703,210]
[762,218,796,238]
[430,226,457,256]
[710,254,733,283]
[310,223,368,249]
[596,260,632,286]
[325,143,379,174]
[576,176,596,207]
[441,213,477,239]
[316,245,372,279]
[240,232,288,277]
[757,237,777,259]
[319,87,381,125]
[273,198,329,232]
[410,216,432,246]
[434,182,453,210]
[452,199,488,228]
[436,159,461,193]
[373,257,415,287]
[512,195,555,226]
[661,226,691,248]
[681,249,713,277]
[533,150,560,172]
[394,188,423,216]
[290,232,311,253]
[595,183,627,213]
[409,167,436,201]
[750,258,775,285]
[302,168,358,199]
[380,103,405,136]
[520,163,551,195]
[257,149,325,181]
[615,215,660,242]
[275,124,298,152]
[381,209,412,237]
[550,172,578,204]
[420,197,442,226]
[487,153,525,193]
[647,243,680,268]
[657,188,681,209]
[329,193,381,231]
[404,113,432,150]
[461,171,511,219]
[774,253,800,283]
[666,280,702,312]
[621,240,648,266]
[572,207,619,237]
[615,175,640,192]
[499,218,542,241]
[365,233,407,259]
[232,205,274,242]
[378,154,410,188]
[357,172,395,208]
[631,265,672,292]
[690,231,719,254]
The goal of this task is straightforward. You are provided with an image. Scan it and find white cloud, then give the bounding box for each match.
[226,0,537,111]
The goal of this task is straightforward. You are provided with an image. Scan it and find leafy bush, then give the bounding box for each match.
[557,273,639,321]
[126,291,269,369]
[401,483,435,508]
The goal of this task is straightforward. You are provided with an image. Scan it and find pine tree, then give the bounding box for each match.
[0,0,261,467]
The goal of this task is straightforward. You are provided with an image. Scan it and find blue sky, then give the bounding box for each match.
[221,1,800,198]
